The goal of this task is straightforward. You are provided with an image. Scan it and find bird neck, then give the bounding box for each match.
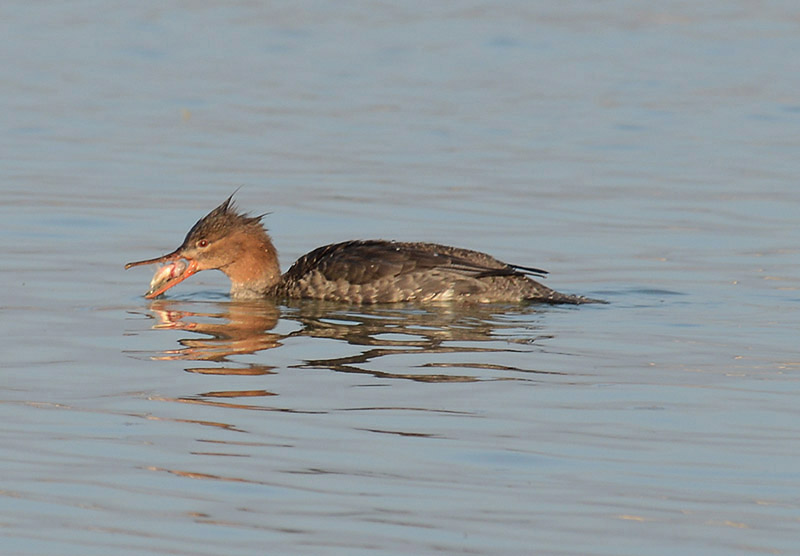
[219,231,281,299]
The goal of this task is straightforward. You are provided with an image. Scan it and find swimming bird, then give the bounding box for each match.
[125,196,596,304]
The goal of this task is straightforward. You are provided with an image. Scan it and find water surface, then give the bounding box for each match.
[2,2,799,555]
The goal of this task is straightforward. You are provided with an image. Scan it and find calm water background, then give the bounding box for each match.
[2,1,799,555]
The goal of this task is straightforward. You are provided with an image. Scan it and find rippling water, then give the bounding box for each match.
[2,1,799,555]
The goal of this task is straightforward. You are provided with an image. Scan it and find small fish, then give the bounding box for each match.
[146,260,188,298]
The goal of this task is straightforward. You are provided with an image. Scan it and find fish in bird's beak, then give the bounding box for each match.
[125,249,199,299]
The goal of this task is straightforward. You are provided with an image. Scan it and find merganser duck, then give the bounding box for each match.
[126,196,597,304]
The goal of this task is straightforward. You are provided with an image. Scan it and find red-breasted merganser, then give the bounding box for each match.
[126,196,597,304]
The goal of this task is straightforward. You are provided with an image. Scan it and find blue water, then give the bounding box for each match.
[2,2,799,555]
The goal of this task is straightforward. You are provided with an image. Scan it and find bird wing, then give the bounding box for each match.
[281,240,547,285]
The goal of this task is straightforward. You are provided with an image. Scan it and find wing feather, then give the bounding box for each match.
[281,240,547,284]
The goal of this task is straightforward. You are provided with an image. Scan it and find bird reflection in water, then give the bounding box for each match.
[146,299,282,366]
[132,299,563,386]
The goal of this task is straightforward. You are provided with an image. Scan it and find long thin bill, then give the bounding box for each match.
[125,248,182,270]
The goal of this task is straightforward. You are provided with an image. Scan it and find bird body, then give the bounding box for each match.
[126,196,597,305]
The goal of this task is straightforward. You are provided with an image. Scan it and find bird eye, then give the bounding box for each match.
[197,239,209,248]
